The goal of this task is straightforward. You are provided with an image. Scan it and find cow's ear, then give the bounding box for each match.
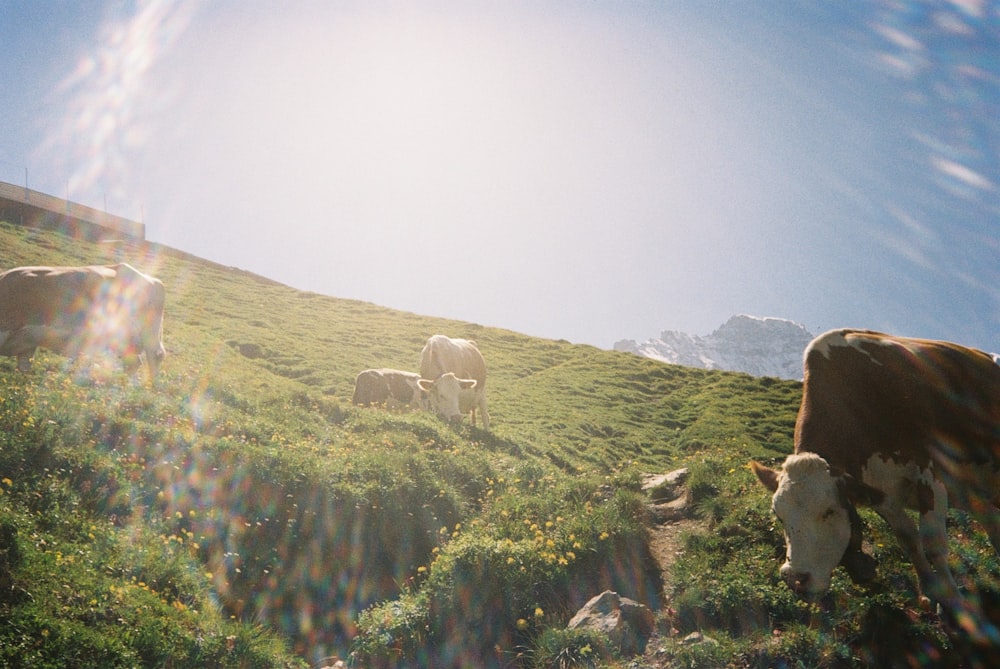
[839,475,885,507]
[417,379,433,391]
[750,461,780,493]
[459,379,477,389]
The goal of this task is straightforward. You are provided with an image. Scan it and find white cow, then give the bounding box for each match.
[0,263,166,381]
[418,335,489,429]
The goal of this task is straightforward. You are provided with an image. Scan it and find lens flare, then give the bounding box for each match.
[36,1,196,213]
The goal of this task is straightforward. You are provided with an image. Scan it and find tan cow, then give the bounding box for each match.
[418,334,489,429]
[752,329,1000,641]
[0,263,166,380]
[352,368,428,410]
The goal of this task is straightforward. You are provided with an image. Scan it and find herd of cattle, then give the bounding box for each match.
[351,333,490,429]
[0,263,490,430]
[2,263,999,640]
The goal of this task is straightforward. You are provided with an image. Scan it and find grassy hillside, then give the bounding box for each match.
[0,220,996,668]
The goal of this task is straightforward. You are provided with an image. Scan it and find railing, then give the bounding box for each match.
[0,180,144,240]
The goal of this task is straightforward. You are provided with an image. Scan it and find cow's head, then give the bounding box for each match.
[752,453,881,595]
[112,266,166,382]
[418,372,477,423]
[413,386,430,411]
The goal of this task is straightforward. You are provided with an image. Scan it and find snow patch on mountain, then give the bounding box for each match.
[613,315,814,380]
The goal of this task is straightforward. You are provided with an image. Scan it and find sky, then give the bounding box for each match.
[1,1,997,352]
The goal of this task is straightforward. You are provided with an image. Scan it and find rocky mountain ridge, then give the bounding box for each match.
[613,315,814,380]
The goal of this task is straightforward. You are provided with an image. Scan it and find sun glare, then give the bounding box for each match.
[36,0,196,216]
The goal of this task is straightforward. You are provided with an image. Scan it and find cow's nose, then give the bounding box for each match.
[780,564,811,593]
[787,572,812,593]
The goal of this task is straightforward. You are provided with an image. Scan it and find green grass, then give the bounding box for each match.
[0,220,996,668]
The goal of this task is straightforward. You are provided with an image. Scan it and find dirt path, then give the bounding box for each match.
[647,516,700,595]
[638,483,708,666]
[635,516,705,667]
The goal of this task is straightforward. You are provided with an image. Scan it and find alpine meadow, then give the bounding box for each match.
[1,220,998,668]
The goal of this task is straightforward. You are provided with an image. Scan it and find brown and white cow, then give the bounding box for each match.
[418,334,489,429]
[352,368,428,410]
[0,263,166,380]
[752,329,1000,637]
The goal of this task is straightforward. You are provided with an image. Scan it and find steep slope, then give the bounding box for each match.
[6,221,991,669]
[0,221,804,665]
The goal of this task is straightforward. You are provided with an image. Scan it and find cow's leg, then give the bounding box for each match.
[1,329,39,372]
[478,392,490,431]
[953,483,1000,559]
[864,460,960,604]
[911,488,1000,645]
[964,503,1000,644]
[875,501,953,603]
[144,349,165,385]
[916,506,961,602]
[16,351,33,372]
[925,499,1000,645]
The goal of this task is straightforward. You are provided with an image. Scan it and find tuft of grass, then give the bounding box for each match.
[529,627,609,669]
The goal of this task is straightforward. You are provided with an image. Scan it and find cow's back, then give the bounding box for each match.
[381,369,421,404]
[420,335,487,388]
[0,265,110,330]
[797,329,1000,480]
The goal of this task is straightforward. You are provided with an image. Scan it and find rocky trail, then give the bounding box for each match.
[638,470,714,666]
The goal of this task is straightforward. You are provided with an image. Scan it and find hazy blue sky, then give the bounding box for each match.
[1,1,997,352]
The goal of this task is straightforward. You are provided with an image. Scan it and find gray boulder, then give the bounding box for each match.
[643,468,692,523]
[567,590,656,656]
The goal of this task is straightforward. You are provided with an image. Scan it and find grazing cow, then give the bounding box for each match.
[352,368,428,410]
[0,263,166,380]
[418,334,489,429]
[752,329,1000,637]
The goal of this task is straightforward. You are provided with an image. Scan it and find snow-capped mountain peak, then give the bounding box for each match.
[613,315,814,380]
